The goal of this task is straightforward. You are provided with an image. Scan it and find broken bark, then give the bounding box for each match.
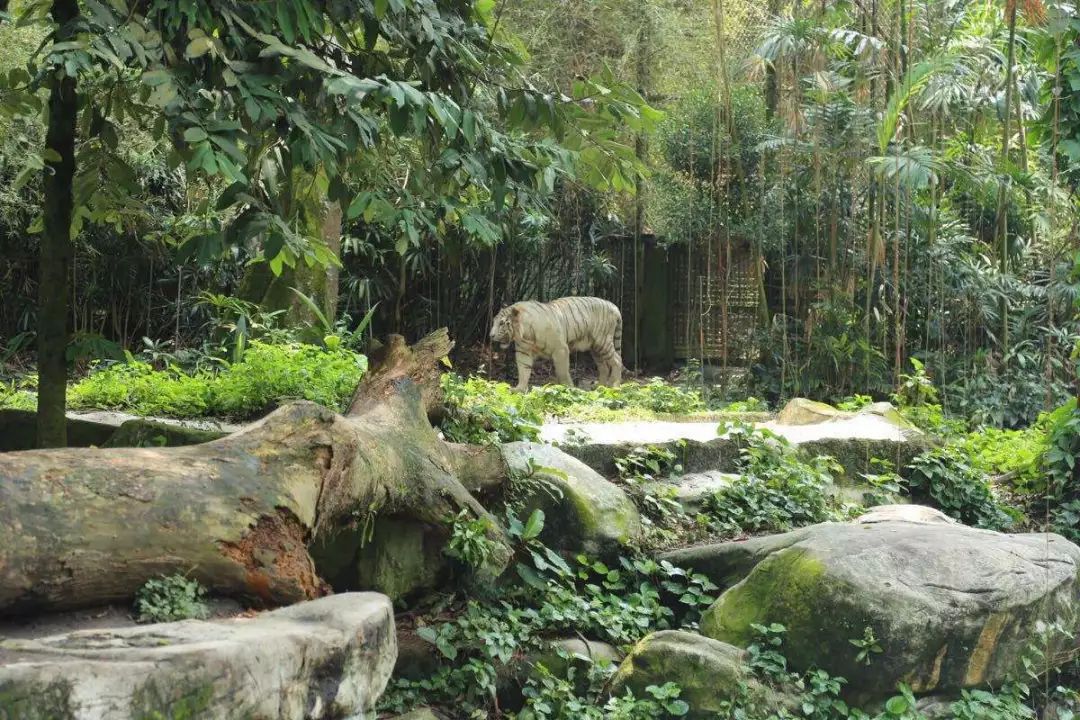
[0,329,511,616]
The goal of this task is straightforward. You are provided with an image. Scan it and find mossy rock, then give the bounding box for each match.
[798,436,931,481]
[561,437,743,478]
[699,521,1080,702]
[610,630,794,719]
[104,419,227,448]
[777,398,850,425]
[502,442,641,555]
[659,526,818,591]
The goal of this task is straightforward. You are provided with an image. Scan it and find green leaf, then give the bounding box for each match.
[522,509,545,540]
[185,36,214,59]
[141,69,171,86]
[475,0,496,24]
[289,287,333,334]
[885,696,910,714]
[183,127,208,143]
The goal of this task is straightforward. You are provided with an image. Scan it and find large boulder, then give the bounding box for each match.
[502,442,641,554]
[659,527,819,591]
[777,398,851,425]
[644,470,738,514]
[610,630,793,719]
[699,520,1080,701]
[0,593,396,719]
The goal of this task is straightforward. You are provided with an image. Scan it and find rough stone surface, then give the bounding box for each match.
[856,504,956,525]
[551,416,929,486]
[777,398,851,425]
[0,593,396,720]
[611,630,792,719]
[699,521,1080,700]
[103,418,228,448]
[644,471,738,514]
[659,528,818,591]
[502,442,641,554]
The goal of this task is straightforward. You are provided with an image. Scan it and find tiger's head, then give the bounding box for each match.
[490,305,518,348]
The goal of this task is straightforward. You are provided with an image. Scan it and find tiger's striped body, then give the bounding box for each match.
[490,296,623,391]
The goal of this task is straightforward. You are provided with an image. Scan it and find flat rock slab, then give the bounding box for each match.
[70,410,243,435]
[0,593,396,720]
[542,413,913,446]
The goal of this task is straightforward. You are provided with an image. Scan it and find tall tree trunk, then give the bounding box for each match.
[37,0,80,449]
[632,0,652,372]
[995,0,1018,357]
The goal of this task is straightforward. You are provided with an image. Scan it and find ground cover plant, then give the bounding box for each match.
[22,342,370,419]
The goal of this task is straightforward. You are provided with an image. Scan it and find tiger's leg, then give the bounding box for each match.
[591,350,609,387]
[514,349,534,392]
[552,345,574,387]
[594,341,621,387]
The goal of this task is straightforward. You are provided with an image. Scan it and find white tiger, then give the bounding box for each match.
[490,296,623,391]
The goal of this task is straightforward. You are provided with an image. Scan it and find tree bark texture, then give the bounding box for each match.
[36,0,80,448]
[0,330,511,616]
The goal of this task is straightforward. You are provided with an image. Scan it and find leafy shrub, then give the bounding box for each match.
[439,374,543,444]
[67,341,367,418]
[519,666,689,720]
[906,448,1015,530]
[134,574,210,623]
[613,443,692,546]
[704,425,841,535]
[380,509,715,717]
[951,426,1046,491]
[720,397,769,413]
[438,375,728,443]
[69,360,213,417]
[0,380,35,410]
[445,510,499,570]
[837,394,874,411]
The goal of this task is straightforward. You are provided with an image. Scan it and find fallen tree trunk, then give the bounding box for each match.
[0,330,510,616]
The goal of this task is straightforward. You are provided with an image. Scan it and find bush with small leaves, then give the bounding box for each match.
[134,574,210,624]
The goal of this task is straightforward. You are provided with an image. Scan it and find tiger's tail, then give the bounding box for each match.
[612,310,623,368]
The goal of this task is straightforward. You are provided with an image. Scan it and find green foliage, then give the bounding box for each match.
[134,574,209,624]
[0,380,36,410]
[445,511,498,571]
[440,374,544,444]
[948,685,1034,720]
[837,395,874,412]
[380,508,715,718]
[951,426,1046,491]
[849,626,884,666]
[615,443,685,517]
[906,448,1014,530]
[518,669,690,720]
[704,424,842,535]
[439,375,747,444]
[67,342,367,418]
